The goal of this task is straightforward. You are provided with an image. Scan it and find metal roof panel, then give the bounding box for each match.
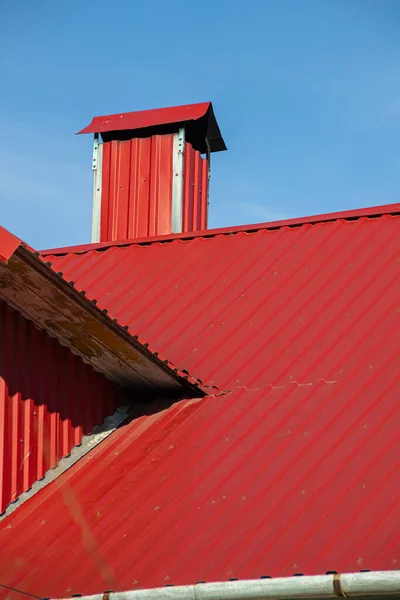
[1,383,399,597]
[42,210,400,393]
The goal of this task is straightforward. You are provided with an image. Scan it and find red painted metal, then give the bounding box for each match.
[0,222,203,515]
[99,136,210,243]
[0,300,123,515]
[101,135,175,241]
[78,102,211,135]
[40,202,400,256]
[1,381,400,598]
[182,142,209,232]
[80,102,224,243]
[0,225,21,263]
[77,102,227,154]
[1,205,399,596]
[43,210,400,393]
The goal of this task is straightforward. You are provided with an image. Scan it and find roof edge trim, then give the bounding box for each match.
[41,203,400,257]
[53,570,400,600]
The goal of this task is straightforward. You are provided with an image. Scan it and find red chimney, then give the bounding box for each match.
[78,102,226,243]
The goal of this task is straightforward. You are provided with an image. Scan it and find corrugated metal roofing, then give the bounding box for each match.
[42,209,400,394]
[1,381,400,599]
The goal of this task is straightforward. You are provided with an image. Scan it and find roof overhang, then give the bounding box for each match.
[77,102,227,154]
[0,226,203,396]
[53,571,400,600]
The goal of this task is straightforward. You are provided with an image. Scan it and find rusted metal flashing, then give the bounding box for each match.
[333,574,348,598]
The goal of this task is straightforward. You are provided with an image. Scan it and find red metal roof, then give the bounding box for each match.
[2,204,399,598]
[42,207,400,393]
[77,102,227,154]
[1,382,400,598]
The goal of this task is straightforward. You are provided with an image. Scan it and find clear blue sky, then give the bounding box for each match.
[1,0,399,249]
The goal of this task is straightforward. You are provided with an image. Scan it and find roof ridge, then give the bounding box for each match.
[40,203,400,257]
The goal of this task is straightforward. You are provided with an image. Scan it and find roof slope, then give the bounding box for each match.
[1,381,400,598]
[42,206,400,393]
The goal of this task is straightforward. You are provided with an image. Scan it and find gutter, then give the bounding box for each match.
[56,571,400,600]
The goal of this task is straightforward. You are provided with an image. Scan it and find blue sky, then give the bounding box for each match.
[1,0,399,249]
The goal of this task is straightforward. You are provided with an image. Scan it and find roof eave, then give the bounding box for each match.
[0,231,203,396]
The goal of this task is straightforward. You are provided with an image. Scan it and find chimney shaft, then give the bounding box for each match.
[78,102,226,243]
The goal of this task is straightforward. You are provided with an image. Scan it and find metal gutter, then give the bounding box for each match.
[40,203,400,257]
[0,228,204,396]
[54,572,400,600]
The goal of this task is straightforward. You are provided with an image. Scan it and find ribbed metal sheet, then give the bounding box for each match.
[100,137,209,243]
[101,136,175,241]
[0,301,123,515]
[1,382,400,598]
[43,213,400,393]
[182,142,208,232]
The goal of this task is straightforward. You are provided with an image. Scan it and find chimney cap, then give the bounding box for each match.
[77,102,226,154]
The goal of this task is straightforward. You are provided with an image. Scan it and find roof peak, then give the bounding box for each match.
[40,203,400,257]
